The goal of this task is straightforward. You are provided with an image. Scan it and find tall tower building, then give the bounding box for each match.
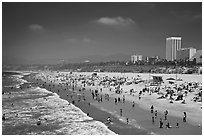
[166,37,182,61]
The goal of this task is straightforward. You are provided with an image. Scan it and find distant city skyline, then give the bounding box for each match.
[2,2,202,64]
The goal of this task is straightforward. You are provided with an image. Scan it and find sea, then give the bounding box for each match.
[2,71,115,135]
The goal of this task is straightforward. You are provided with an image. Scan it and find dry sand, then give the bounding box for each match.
[33,71,202,134]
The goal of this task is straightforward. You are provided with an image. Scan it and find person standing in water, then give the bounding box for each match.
[107,117,112,124]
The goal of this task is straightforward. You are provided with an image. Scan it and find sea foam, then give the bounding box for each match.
[3,85,116,135]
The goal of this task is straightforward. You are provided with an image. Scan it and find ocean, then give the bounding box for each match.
[2,71,115,135]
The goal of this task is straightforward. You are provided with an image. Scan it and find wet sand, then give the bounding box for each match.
[25,74,149,135]
[25,72,202,135]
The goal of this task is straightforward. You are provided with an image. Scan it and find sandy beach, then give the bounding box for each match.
[26,71,202,135]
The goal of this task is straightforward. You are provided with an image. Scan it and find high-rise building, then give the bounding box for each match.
[177,47,197,61]
[131,54,142,63]
[166,37,182,61]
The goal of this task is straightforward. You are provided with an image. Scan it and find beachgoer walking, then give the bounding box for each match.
[152,116,155,124]
[118,97,121,102]
[176,122,179,128]
[155,110,158,118]
[126,118,129,124]
[183,112,187,122]
[123,95,125,103]
[150,105,154,113]
[78,96,81,102]
[100,95,103,102]
[164,110,168,120]
[132,101,135,108]
[2,114,5,120]
[165,110,168,115]
[120,108,123,116]
[91,91,94,99]
[115,98,117,104]
[159,118,163,128]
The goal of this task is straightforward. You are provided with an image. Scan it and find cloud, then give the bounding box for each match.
[95,17,136,26]
[28,24,44,31]
[82,38,92,43]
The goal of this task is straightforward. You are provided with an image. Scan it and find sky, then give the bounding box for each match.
[2,2,202,64]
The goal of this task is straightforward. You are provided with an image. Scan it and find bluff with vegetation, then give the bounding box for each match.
[3,60,202,74]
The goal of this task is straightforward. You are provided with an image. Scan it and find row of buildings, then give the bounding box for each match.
[131,37,202,64]
[166,37,202,63]
[131,55,160,64]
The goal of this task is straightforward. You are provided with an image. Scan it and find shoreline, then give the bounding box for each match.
[24,71,202,134]
[24,73,150,135]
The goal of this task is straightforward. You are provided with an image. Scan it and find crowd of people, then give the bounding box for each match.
[30,71,201,128]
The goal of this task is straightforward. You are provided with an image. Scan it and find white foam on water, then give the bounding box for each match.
[21,72,31,76]
[34,87,53,94]
[2,90,27,99]
[15,77,28,84]
[9,74,30,89]
[2,87,50,100]
[38,88,116,134]
[3,86,116,135]
[3,85,13,88]
[12,75,24,79]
